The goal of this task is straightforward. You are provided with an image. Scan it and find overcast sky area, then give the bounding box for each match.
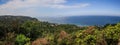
[0,0,120,17]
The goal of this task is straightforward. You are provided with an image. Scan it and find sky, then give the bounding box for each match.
[0,0,120,17]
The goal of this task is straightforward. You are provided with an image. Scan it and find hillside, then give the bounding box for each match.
[0,15,120,45]
[0,15,38,24]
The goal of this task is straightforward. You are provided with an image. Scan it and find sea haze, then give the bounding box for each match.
[36,15,120,26]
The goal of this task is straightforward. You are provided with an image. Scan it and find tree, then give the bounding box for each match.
[103,23,120,45]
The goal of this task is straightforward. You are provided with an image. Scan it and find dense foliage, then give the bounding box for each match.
[0,16,120,45]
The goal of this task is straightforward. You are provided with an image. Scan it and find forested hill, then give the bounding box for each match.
[0,15,38,23]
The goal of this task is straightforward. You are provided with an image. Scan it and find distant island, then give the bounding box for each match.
[0,15,120,45]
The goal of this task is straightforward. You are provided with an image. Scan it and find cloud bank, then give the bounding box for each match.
[0,0,89,9]
[0,0,90,16]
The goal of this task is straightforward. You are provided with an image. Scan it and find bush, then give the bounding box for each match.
[15,34,30,45]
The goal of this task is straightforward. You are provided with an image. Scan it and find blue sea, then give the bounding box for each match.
[36,16,120,26]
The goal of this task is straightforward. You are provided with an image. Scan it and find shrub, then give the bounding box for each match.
[15,34,30,45]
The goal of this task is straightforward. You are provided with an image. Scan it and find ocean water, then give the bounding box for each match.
[37,16,120,26]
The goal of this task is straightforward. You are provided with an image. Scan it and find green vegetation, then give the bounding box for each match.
[15,34,30,45]
[0,16,120,45]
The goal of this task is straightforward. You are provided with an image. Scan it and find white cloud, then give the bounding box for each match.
[0,0,90,16]
[47,3,90,9]
[0,0,90,9]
